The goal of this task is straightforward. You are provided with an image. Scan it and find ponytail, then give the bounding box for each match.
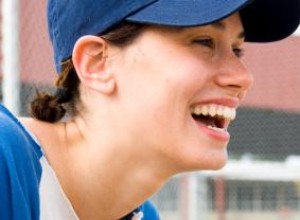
[30,60,79,122]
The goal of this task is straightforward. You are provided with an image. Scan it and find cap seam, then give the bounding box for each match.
[49,0,61,69]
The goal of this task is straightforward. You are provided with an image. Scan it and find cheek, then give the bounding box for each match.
[115,44,224,160]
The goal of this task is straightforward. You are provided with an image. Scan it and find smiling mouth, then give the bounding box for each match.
[191,104,236,132]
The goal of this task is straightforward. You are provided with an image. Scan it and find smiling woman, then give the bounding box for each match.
[0,0,299,220]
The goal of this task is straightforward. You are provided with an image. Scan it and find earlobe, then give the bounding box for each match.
[72,35,116,94]
[94,77,116,94]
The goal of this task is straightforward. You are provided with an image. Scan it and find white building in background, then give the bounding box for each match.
[153,159,300,220]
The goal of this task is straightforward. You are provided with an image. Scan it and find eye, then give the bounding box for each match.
[193,38,215,49]
[233,47,245,58]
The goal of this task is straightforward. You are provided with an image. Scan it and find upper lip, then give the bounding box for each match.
[191,97,240,109]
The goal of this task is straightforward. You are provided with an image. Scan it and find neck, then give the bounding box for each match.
[65,148,169,219]
[58,119,172,220]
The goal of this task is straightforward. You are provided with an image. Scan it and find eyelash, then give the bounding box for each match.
[193,38,245,58]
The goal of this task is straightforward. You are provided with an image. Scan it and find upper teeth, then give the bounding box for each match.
[191,104,236,120]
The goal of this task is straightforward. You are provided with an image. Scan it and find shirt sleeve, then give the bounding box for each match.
[0,133,41,220]
[0,104,42,220]
[140,200,160,220]
[0,141,13,219]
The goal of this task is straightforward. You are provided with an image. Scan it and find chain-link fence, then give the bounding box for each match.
[1,1,300,220]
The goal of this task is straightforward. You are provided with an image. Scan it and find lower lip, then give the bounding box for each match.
[194,120,230,142]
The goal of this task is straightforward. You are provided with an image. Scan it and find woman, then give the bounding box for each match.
[0,0,299,219]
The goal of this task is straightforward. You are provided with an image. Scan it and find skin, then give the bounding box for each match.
[21,13,253,220]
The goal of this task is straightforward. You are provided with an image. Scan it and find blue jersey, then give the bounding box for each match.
[0,104,160,220]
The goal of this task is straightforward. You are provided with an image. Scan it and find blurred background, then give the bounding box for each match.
[1,1,300,220]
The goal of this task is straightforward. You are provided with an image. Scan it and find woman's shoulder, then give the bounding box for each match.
[19,115,62,159]
[19,117,56,142]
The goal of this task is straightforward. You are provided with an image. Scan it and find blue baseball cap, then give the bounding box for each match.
[48,0,300,73]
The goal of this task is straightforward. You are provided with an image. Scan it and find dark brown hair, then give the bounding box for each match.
[30,22,146,122]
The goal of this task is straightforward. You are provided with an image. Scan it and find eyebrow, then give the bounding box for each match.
[212,21,245,39]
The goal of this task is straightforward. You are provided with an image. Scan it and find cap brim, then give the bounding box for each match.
[126,0,300,42]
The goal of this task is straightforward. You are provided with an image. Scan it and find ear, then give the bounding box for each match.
[72,35,116,94]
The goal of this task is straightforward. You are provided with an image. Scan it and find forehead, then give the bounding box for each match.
[142,13,244,39]
[185,13,244,35]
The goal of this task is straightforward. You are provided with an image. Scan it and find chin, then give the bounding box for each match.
[209,153,228,170]
[208,159,227,170]
[178,158,227,173]
[192,151,228,171]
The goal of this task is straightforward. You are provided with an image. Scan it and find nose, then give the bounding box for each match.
[214,54,254,97]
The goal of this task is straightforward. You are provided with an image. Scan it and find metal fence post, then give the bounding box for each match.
[2,0,21,115]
